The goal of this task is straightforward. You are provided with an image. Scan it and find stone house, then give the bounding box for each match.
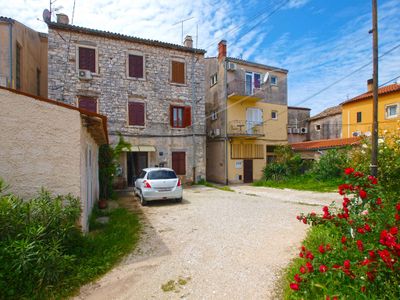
[308,105,342,140]
[47,17,206,186]
[0,87,108,232]
[0,16,48,97]
[287,106,311,143]
[205,40,288,184]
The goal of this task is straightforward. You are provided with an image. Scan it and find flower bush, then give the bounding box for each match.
[287,168,400,299]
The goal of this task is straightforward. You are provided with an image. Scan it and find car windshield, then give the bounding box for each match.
[147,170,177,180]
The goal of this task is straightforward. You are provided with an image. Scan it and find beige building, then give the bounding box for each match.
[0,87,108,231]
[205,41,288,184]
[0,17,48,97]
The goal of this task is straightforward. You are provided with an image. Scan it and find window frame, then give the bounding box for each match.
[210,73,218,86]
[315,124,321,131]
[356,111,362,123]
[127,100,146,127]
[270,75,278,86]
[271,110,278,120]
[170,105,191,128]
[245,71,262,95]
[385,103,398,119]
[76,44,98,74]
[126,50,145,80]
[170,57,186,85]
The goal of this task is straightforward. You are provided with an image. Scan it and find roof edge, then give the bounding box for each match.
[226,57,288,73]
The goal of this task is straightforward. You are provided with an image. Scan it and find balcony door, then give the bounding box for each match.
[246,108,263,134]
[245,72,261,95]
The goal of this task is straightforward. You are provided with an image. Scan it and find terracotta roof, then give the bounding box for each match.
[0,86,108,144]
[226,57,288,73]
[290,137,361,151]
[309,105,341,121]
[288,106,311,111]
[47,22,206,54]
[342,83,400,105]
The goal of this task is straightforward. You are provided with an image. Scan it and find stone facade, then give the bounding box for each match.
[287,106,311,143]
[308,105,342,140]
[47,22,206,185]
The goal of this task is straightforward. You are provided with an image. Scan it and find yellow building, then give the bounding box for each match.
[342,80,400,138]
[205,40,288,184]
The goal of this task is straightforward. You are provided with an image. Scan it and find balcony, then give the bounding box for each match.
[227,79,267,101]
[228,120,265,137]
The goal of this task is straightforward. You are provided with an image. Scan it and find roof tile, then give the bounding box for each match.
[290,137,361,151]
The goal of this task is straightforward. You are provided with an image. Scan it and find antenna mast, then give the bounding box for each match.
[173,17,195,44]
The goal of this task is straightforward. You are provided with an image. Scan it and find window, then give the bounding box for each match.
[78,46,96,73]
[138,171,146,179]
[36,68,41,96]
[148,170,177,179]
[210,73,218,86]
[386,104,398,118]
[78,97,97,113]
[128,102,145,126]
[271,111,278,120]
[170,105,191,128]
[171,60,185,84]
[172,152,186,175]
[16,43,21,90]
[315,124,321,131]
[211,111,218,120]
[357,112,362,123]
[128,54,144,78]
[245,72,261,95]
[270,76,278,85]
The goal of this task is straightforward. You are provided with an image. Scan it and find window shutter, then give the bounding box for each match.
[183,106,191,127]
[129,55,143,78]
[172,61,185,83]
[170,106,174,127]
[79,97,97,113]
[79,47,96,72]
[128,102,145,126]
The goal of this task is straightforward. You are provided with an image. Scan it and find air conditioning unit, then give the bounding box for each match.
[214,128,221,136]
[352,131,362,137]
[226,62,237,71]
[292,128,300,134]
[208,129,214,137]
[300,127,308,134]
[287,127,292,134]
[78,69,92,80]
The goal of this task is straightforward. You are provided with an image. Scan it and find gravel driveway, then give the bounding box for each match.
[76,185,341,300]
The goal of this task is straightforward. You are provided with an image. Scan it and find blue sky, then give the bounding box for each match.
[2,0,400,114]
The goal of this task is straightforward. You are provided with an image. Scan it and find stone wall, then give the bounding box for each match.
[309,113,342,140]
[48,28,206,182]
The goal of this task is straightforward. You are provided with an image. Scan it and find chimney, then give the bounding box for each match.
[367,78,373,92]
[184,35,193,48]
[218,40,227,62]
[56,13,69,25]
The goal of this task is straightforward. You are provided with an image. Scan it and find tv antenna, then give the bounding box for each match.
[172,17,195,44]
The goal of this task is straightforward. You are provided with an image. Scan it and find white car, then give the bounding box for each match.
[134,168,183,205]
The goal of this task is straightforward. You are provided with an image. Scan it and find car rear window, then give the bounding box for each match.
[147,170,177,180]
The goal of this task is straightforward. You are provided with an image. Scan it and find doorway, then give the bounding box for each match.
[243,160,253,183]
[127,152,148,186]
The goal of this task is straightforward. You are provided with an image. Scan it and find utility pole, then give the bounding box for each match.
[371,0,379,177]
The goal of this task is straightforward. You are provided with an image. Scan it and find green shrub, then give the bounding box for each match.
[311,148,349,180]
[0,180,82,299]
[263,146,306,180]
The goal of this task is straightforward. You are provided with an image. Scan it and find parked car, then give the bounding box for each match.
[134,168,183,205]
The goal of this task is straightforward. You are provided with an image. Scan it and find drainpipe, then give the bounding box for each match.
[8,22,13,88]
[224,57,228,185]
[191,52,197,183]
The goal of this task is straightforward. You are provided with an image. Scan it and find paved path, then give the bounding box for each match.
[76,185,341,300]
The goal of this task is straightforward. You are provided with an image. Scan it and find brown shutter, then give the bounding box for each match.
[183,106,191,127]
[170,105,174,127]
[79,97,97,113]
[128,55,143,78]
[172,152,186,175]
[79,47,96,73]
[128,102,145,126]
[171,61,185,84]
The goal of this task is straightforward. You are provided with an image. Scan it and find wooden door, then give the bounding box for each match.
[243,160,253,183]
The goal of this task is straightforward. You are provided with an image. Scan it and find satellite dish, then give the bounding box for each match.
[42,9,51,23]
[263,72,270,84]
[364,131,371,137]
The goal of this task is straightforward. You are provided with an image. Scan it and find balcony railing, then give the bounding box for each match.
[228,120,265,137]
[227,79,267,99]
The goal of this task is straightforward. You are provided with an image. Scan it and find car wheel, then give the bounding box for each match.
[139,192,147,206]
[175,197,183,203]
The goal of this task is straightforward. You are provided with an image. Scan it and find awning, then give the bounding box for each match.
[122,145,156,152]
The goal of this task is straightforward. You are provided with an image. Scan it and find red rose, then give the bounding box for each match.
[318,245,325,254]
[306,262,313,272]
[364,224,372,232]
[341,236,347,244]
[369,250,376,259]
[294,273,302,283]
[302,218,307,224]
[396,203,400,211]
[344,168,354,175]
[357,228,365,234]
[290,283,299,291]
[306,252,314,260]
[343,260,351,269]
[361,258,371,266]
[319,265,328,273]
[296,215,301,220]
[390,227,398,235]
[396,213,400,221]
[359,190,367,199]
[366,271,375,281]
[361,286,366,293]
[376,198,382,205]
[299,266,306,274]
[357,240,364,251]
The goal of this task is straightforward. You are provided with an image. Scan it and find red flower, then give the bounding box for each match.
[357,228,365,234]
[354,171,364,177]
[396,203,400,211]
[296,215,301,221]
[395,213,400,221]
[319,264,328,273]
[366,271,375,281]
[343,260,351,269]
[290,283,299,291]
[301,245,306,252]
[306,251,314,260]
[378,249,394,268]
[364,223,372,232]
[361,258,371,266]
[344,168,354,175]
[332,264,341,269]
[390,227,398,235]
[376,198,382,205]
[299,252,304,258]
[326,244,332,251]
[341,236,347,244]
[361,286,366,293]
[306,262,313,272]
[359,190,367,199]
[369,251,376,259]
[368,175,378,184]
[299,266,306,274]
[357,240,364,251]
[294,273,302,283]
[318,245,326,254]
[302,218,307,224]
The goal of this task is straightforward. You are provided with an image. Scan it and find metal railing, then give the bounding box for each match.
[228,120,265,136]
[227,79,267,98]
